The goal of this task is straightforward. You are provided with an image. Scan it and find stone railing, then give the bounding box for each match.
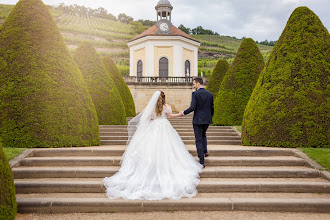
[123,76,194,85]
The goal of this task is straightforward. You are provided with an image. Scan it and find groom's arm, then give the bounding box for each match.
[183,92,197,115]
[211,94,214,117]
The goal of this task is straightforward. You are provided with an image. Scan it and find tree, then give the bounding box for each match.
[73,42,126,125]
[137,19,156,27]
[0,143,17,220]
[102,56,136,117]
[178,24,191,35]
[118,13,133,24]
[241,7,330,148]
[130,21,147,34]
[0,0,100,148]
[205,59,229,100]
[213,38,264,126]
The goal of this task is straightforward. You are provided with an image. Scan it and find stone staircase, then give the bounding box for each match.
[99,116,241,145]
[12,116,330,213]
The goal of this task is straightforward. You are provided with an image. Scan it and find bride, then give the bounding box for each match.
[103,91,203,200]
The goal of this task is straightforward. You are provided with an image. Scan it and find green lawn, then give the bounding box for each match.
[3,147,27,161]
[235,126,242,133]
[300,148,330,171]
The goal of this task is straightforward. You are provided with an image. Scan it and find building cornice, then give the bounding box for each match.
[127,35,201,48]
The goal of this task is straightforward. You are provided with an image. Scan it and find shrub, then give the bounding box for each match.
[213,38,265,125]
[73,42,126,125]
[0,142,17,220]
[0,0,100,148]
[241,7,330,148]
[102,56,136,117]
[205,59,229,99]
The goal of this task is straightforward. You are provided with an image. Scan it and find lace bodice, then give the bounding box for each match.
[151,104,172,120]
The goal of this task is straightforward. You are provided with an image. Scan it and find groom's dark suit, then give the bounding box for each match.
[183,88,214,165]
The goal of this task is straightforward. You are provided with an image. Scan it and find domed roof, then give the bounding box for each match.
[157,0,172,6]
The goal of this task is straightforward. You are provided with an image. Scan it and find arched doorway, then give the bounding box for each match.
[159,57,168,77]
[185,60,191,77]
[137,60,143,78]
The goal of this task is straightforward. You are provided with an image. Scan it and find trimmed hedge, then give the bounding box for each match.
[241,7,330,148]
[102,56,136,117]
[73,42,126,125]
[0,142,17,220]
[206,59,229,100]
[0,0,100,148]
[213,38,265,125]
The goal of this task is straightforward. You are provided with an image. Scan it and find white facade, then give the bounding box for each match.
[128,35,200,78]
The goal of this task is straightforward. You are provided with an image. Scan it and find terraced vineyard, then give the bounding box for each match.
[0,4,274,76]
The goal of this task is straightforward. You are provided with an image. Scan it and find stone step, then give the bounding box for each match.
[100,140,242,145]
[14,180,330,194]
[99,131,240,136]
[12,166,320,179]
[16,196,330,213]
[99,126,234,131]
[19,156,306,167]
[99,136,242,141]
[99,128,236,133]
[31,146,295,157]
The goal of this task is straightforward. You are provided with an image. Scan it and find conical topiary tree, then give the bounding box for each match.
[206,59,229,99]
[0,143,17,220]
[213,38,265,125]
[0,0,100,148]
[73,42,126,125]
[102,56,136,117]
[242,7,330,148]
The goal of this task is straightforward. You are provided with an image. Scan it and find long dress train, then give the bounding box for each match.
[103,105,203,200]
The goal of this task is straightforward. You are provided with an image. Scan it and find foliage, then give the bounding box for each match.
[241,7,330,148]
[118,13,133,24]
[116,64,130,76]
[0,142,17,220]
[300,148,330,171]
[178,24,219,35]
[256,39,277,46]
[102,56,136,117]
[129,21,147,34]
[0,0,100,148]
[178,24,190,35]
[0,4,14,19]
[73,42,126,125]
[213,38,265,126]
[206,59,229,99]
[191,26,219,35]
[137,19,156,27]
[53,3,117,21]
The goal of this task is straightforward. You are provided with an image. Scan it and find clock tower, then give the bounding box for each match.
[126,0,201,113]
[155,0,173,34]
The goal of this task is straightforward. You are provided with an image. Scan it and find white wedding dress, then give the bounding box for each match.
[103,91,203,200]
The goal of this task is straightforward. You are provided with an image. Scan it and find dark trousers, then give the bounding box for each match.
[193,124,209,165]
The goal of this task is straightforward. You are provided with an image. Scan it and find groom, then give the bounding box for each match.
[179,77,214,168]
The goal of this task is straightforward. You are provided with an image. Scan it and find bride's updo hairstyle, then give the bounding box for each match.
[155,91,165,116]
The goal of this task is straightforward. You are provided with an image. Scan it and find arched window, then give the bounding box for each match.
[137,60,143,78]
[159,57,168,77]
[185,60,191,77]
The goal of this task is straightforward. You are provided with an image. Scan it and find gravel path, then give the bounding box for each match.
[16,211,330,220]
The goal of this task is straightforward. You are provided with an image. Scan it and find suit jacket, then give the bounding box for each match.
[183,88,214,125]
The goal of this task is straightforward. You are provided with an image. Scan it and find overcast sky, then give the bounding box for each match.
[1,0,329,41]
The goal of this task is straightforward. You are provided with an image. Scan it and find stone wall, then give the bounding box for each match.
[127,84,194,113]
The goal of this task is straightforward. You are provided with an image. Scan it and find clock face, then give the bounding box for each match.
[160,22,169,32]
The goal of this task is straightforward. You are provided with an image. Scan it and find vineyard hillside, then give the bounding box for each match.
[0,4,274,76]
